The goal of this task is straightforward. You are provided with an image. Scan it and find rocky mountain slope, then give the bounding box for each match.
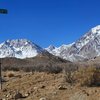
[0,39,47,59]
[46,25,100,61]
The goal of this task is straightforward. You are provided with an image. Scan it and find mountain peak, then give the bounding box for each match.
[0,39,47,59]
[45,45,56,52]
[48,45,55,50]
[91,25,100,33]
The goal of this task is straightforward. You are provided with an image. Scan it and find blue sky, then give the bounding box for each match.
[0,0,100,47]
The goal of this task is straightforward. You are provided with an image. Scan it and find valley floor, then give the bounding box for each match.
[0,71,100,100]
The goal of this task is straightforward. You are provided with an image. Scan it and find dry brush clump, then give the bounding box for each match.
[2,63,63,74]
[6,71,15,78]
[76,66,100,86]
[63,64,100,87]
[63,63,78,84]
[2,66,20,71]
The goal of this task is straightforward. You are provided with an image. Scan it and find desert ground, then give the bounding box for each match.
[0,70,100,100]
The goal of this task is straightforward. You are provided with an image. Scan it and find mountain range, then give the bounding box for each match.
[46,25,100,61]
[0,25,100,62]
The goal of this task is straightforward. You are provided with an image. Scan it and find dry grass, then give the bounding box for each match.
[0,71,100,100]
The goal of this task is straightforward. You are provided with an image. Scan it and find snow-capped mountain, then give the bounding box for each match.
[0,39,47,59]
[46,25,100,61]
[1,25,100,61]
